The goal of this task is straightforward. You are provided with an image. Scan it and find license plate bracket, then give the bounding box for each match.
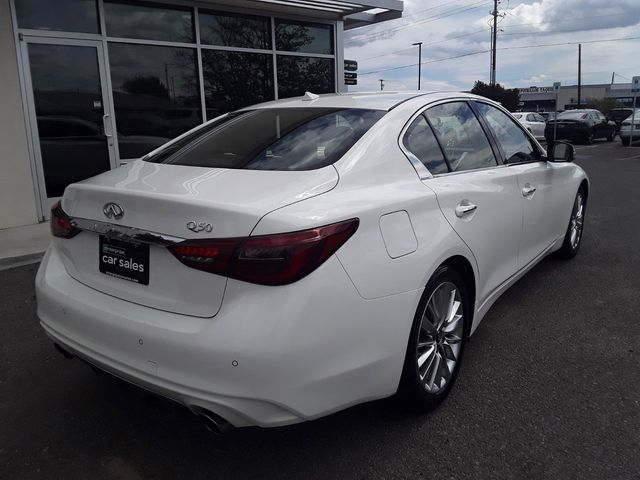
[99,236,149,285]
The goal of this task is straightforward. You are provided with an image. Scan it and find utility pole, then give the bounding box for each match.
[577,44,582,107]
[379,79,384,91]
[490,0,499,86]
[412,42,423,90]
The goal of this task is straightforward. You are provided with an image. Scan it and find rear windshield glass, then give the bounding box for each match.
[557,111,588,120]
[144,108,386,170]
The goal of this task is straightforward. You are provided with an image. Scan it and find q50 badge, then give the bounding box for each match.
[187,221,213,233]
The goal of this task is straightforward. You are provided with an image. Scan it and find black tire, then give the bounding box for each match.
[584,131,594,144]
[622,137,630,147]
[607,129,615,142]
[397,265,470,411]
[555,186,587,259]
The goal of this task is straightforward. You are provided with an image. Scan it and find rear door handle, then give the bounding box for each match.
[455,202,477,217]
[522,185,537,197]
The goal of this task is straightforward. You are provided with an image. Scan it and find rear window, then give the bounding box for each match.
[144,108,385,170]
[557,111,589,120]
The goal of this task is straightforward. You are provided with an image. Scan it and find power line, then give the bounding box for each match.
[357,29,488,62]
[359,35,640,76]
[345,0,491,45]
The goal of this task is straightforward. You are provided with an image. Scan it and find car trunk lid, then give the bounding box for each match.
[57,160,338,317]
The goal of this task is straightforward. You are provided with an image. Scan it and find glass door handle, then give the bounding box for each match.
[103,113,113,145]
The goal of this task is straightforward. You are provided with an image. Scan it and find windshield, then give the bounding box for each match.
[512,114,523,119]
[144,108,386,170]
[557,111,589,120]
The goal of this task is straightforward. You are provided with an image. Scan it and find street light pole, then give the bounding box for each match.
[412,42,423,90]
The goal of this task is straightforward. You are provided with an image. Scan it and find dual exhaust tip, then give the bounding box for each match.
[53,342,234,434]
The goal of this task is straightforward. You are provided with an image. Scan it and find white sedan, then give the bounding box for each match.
[36,92,588,432]
[512,111,547,139]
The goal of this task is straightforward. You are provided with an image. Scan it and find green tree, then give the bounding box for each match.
[122,75,169,100]
[588,97,622,115]
[470,80,520,112]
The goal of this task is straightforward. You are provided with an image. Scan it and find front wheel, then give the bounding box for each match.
[584,131,594,144]
[398,266,469,410]
[555,187,586,259]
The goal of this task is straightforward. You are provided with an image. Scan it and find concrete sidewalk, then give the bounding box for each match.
[0,222,50,271]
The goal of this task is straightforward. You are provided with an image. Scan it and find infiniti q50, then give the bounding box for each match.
[36,92,588,431]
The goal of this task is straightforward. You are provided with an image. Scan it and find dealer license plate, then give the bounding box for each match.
[99,236,149,285]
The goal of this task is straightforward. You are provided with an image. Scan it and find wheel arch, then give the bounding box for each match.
[439,255,476,335]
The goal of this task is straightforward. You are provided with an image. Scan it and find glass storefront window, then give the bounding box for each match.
[15,0,99,33]
[202,50,274,116]
[275,20,333,55]
[199,11,271,49]
[28,44,111,197]
[104,1,194,43]
[108,43,201,158]
[277,56,335,99]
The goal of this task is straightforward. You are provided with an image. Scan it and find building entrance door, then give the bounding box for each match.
[20,37,117,218]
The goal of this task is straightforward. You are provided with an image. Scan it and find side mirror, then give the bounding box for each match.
[547,141,575,163]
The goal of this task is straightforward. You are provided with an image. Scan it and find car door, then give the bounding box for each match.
[473,101,573,268]
[532,113,547,138]
[405,101,522,306]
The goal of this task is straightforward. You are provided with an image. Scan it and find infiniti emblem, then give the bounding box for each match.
[103,202,124,220]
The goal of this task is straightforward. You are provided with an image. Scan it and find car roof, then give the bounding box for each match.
[237,91,473,112]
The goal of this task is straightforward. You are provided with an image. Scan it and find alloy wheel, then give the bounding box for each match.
[570,193,585,249]
[416,282,464,394]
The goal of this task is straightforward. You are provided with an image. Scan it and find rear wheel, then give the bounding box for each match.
[622,137,630,147]
[607,129,616,141]
[398,266,469,410]
[555,186,586,259]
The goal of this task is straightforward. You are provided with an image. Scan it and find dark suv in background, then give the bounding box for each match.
[608,108,636,133]
[545,109,616,144]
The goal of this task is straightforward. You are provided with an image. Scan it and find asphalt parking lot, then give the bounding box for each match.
[1,141,639,480]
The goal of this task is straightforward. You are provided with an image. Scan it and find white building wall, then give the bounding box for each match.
[0,0,39,229]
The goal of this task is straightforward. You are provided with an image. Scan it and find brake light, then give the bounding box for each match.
[169,218,359,286]
[50,200,80,239]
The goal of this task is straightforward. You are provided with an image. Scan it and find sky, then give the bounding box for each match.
[344,0,640,92]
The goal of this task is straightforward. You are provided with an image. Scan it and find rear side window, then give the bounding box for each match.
[424,102,497,172]
[403,115,448,174]
[145,108,385,170]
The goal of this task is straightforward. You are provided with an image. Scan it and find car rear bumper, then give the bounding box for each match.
[36,244,420,428]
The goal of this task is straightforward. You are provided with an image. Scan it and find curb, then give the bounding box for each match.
[0,252,44,271]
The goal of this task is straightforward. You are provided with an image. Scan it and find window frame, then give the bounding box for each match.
[399,98,505,179]
[469,100,546,166]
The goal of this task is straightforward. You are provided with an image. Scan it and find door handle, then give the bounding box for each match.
[103,113,113,145]
[455,202,477,217]
[522,184,537,197]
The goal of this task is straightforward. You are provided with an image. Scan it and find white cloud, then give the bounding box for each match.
[345,0,640,91]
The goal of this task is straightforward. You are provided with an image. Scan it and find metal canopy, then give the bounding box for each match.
[245,0,403,28]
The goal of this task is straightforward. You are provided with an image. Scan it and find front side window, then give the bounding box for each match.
[424,102,497,172]
[145,108,385,171]
[403,115,448,175]
[475,103,539,164]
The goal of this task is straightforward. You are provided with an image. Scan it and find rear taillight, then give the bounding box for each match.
[50,200,80,239]
[169,218,359,286]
